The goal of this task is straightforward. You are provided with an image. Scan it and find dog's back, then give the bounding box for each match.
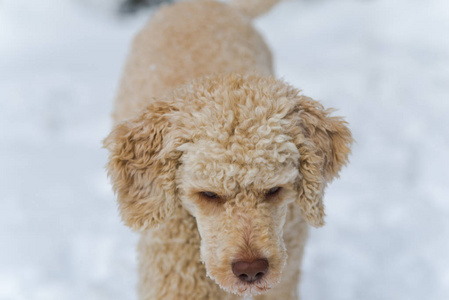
[113,0,280,123]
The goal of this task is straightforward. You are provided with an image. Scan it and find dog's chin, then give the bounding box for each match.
[230,277,278,297]
[206,267,282,297]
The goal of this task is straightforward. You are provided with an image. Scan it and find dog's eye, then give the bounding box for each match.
[200,191,220,200]
[266,187,281,196]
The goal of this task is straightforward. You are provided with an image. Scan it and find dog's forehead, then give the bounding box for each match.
[175,81,302,190]
[178,138,300,191]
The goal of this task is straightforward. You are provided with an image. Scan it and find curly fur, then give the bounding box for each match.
[104,1,352,299]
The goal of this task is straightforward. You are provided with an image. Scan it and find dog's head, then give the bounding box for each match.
[104,74,352,296]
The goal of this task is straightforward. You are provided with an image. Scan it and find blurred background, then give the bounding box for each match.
[1,0,448,299]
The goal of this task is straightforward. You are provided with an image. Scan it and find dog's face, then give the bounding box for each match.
[104,74,352,296]
[176,137,300,295]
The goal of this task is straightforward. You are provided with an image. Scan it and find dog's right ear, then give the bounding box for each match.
[103,103,183,231]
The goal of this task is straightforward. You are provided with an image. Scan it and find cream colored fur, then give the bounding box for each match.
[104,1,352,299]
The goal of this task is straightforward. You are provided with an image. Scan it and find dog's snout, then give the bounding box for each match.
[232,259,269,283]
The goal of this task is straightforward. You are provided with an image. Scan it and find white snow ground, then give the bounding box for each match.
[1,0,448,299]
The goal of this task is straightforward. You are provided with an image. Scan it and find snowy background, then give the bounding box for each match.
[1,0,448,299]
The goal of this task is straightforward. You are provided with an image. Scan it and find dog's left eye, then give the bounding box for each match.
[266,187,282,196]
[200,191,220,200]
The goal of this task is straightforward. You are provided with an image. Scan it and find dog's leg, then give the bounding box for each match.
[254,204,308,300]
[137,207,241,300]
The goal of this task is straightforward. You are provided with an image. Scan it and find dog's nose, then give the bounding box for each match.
[232,259,269,283]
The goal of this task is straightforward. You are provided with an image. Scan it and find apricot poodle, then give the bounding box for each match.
[104,0,352,299]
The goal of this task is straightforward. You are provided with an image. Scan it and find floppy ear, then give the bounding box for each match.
[103,103,184,231]
[291,96,352,227]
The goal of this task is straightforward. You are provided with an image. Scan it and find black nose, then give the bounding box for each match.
[232,259,269,283]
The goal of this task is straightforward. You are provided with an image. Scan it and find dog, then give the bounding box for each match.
[104,0,352,299]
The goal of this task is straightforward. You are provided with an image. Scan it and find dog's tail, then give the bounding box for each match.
[229,0,283,19]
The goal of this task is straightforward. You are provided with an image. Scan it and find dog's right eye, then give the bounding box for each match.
[267,186,281,196]
[200,191,220,200]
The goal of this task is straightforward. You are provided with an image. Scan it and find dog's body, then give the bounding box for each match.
[105,1,352,299]
[113,0,273,123]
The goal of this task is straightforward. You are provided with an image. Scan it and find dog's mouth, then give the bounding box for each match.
[231,278,272,296]
[218,266,280,297]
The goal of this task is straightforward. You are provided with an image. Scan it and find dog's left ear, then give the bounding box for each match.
[289,96,353,227]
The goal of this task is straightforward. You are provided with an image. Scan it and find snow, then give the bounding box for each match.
[1,0,448,299]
